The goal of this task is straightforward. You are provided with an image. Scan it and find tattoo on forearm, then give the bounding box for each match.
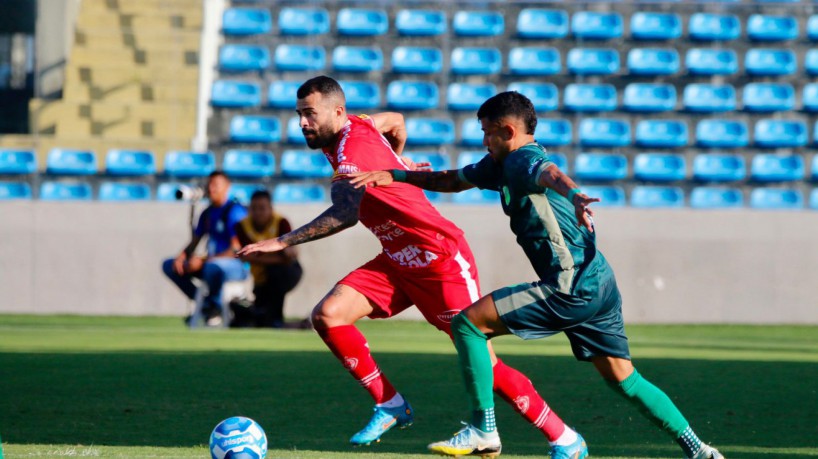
[278,181,364,246]
[405,170,470,192]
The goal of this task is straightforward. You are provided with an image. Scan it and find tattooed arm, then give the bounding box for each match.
[348,169,474,193]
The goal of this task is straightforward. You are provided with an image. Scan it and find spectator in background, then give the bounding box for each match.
[232,190,304,328]
[162,171,248,325]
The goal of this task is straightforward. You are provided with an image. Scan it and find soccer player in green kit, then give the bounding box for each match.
[349,91,724,459]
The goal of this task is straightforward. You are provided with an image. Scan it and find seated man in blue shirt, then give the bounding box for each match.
[162,171,248,324]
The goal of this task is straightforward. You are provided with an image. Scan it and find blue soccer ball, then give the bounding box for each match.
[209,416,268,459]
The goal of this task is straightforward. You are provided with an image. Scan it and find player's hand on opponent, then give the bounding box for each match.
[348,170,395,189]
[235,237,288,259]
[571,193,600,233]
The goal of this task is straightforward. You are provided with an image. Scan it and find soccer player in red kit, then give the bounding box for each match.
[237,76,582,452]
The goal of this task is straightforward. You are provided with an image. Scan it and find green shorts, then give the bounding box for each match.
[491,269,630,362]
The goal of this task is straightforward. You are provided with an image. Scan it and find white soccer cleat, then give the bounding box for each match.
[428,422,502,458]
[690,444,724,459]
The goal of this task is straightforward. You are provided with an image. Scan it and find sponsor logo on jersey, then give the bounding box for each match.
[528,159,544,176]
[514,395,530,414]
[436,309,461,323]
[343,357,358,371]
[386,244,439,268]
[372,220,406,242]
[336,163,359,175]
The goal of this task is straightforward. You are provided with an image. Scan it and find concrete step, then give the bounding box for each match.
[74,29,201,51]
[69,47,199,68]
[76,11,202,32]
[63,80,199,104]
[64,65,199,86]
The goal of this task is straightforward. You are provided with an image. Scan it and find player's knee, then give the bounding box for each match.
[311,297,346,329]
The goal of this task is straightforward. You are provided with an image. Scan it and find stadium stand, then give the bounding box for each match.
[387,81,439,111]
[564,84,617,113]
[280,150,333,179]
[392,46,443,74]
[222,150,275,179]
[508,82,558,112]
[278,7,330,36]
[340,81,381,110]
[0,181,33,200]
[630,186,685,208]
[447,83,496,111]
[453,11,504,37]
[105,150,156,176]
[395,10,447,37]
[623,84,676,113]
[39,181,93,201]
[583,185,626,207]
[219,44,270,72]
[516,8,568,39]
[574,153,628,182]
[0,149,36,175]
[331,46,384,73]
[750,188,804,209]
[690,187,744,209]
[683,84,736,113]
[508,47,561,76]
[164,151,215,178]
[98,182,152,201]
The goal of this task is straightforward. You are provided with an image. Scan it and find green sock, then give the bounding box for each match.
[606,368,690,439]
[451,313,496,432]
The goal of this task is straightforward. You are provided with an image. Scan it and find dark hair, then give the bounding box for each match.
[208,170,229,181]
[297,75,345,102]
[250,189,272,202]
[476,91,537,135]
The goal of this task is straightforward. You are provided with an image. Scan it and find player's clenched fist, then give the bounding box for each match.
[348,170,396,189]
[236,237,288,258]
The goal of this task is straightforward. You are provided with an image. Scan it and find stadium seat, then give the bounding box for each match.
[578,118,631,148]
[451,47,502,75]
[331,46,384,73]
[387,81,438,110]
[745,49,796,76]
[228,183,268,205]
[453,188,500,205]
[696,119,748,148]
[750,188,803,210]
[229,116,281,144]
[750,154,805,182]
[105,150,155,176]
[0,149,36,175]
[210,80,261,108]
[810,188,818,209]
[156,183,187,202]
[423,190,444,203]
[547,152,568,172]
[0,181,31,200]
[688,13,740,41]
[630,12,681,40]
[403,152,452,171]
[635,120,688,148]
[583,185,626,207]
[567,48,619,75]
[623,83,676,113]
[453,11,504,37]
[808,15,818,41]
[164,151,215,178]
[693,154,746,182]
[754,120,807,148]
[406,118,455,145]
[391,46,443,74]
[460,119,484,146]
[508,47,561,76]
[507,82,558,112]
[396,9,447,36]
[747,14,798,41]
[575,153,628,182]
[219,44,270,72]
[516,8,568,39]
[46,149,97,176]
[286,117,306,145]
[563,84,617,112]
[273,183,327,204]
[571,11,623,40]
[280,150,333,178]
[339,81,380,110]
[98,182,151,201]
[222,8,272,36]
[683,84,736,113]
[267,81,300,109]
[535,119,572,146]
[457,151,487,169]
[685,49,738,75]
[274,45,325,72]
[634,153,686,182]
[627,48,680,76]
[805,49,818,76]
[690,187,744,209]
[630,186,685,208]
[278,7,330,36]
[336,8,388,36]
[447,83,496,111]
[39,181,93,201]
[742,83,794,113]
[222,150,275,178]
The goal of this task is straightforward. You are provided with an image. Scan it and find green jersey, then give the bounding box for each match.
[460,143,608,299]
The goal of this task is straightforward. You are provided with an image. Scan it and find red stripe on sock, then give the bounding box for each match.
[492,359,566,441]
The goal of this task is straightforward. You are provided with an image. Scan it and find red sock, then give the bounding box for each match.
[317,325,397,404]
[493,359,566,441]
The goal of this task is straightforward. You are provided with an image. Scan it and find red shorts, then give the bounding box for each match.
[338,238,481,335]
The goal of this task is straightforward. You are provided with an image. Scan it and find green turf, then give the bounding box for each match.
[0,315,816,459]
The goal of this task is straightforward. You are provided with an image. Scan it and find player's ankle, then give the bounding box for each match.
[549,426,578,446]
[376,392,405,408]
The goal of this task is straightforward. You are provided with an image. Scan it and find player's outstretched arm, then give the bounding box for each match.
[537,164,600,232]
[370,112,407,155]
[348,169,474,193]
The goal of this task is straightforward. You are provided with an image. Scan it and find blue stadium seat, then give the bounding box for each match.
[808,15,818,41]
[623,83,676,113]
[507,82,558,112]
[286,117,306,145]
[391,47,443,74]
[534,119,572,147]
[630,186,685,208]
[403,152,452,171]
[563,84,617,112]
[229,116,281,144]
[630,12,681,40]
[683,84,736,113]
[688,13,740,41]
[222,8,272,36]
[219,44,270,72]
[406,118,455,146]
[453,188,500,205]
[578,118,631,148]
[754,120,807,148]
[228,183,268,205]
[634,153,686,182]
[423,190,444,203]
[583,185,626,207]
[810,188,818,210]
[336,8,388,36]
[447,83,495,111]
[747,14,798,41]
[105,150,155,176]
[273,183,327,203]
[267,81,300,109]
[696,119,748,148]
[98,182,151,201]
[387,81,438,110]
[742,83,794,113]
[805,49,818,76]
[0,149,36,175]
[274,45,325,72]
[396,9,447,36]
[751,154,805,182]
[451,47,502,75]
[39,181,93,201]
[278,7,330,36]
[750,188,803,210]
[156,183,185,202]
[627,48,680,76]
[164,151,215,178]
[222,150,275,178]
[635,120,688,148]
[210,80,261,108]
[339,81,380,110]
[567,48,619,75]
[571,11,623,40]
[685,49,738,75]
[460,119,484,146]
[457,151,487,169]
[516,8,568,39]
[574,153,628,181]
[280,150,333,178]
[46,149,97,175]
[547,152,568,172]
[508,47,560,76]
[0,181,31,200]
[693,154,746,182]
[331,46,384,73]
[453,11,504,37]
[745,49,796,76]
[690,187,744,209]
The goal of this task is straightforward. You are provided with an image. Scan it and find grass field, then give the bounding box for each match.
[0,315,816,459]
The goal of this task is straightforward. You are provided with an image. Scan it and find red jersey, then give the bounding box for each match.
[322,114,465,270]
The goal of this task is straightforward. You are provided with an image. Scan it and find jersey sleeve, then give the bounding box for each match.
[459,154,501,191]
[512,148,555,192]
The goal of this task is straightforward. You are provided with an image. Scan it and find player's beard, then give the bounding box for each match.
[302,124,337,150]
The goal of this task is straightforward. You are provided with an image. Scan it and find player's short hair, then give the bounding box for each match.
[297,75,346,103]
[476,91,537,135]
[250,189,272,202]
[208,170,229,182]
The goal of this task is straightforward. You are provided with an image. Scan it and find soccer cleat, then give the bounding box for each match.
[690,444,724,459]
[550,433,588,459]
[428,422,502,458]
[349,400,414,446]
